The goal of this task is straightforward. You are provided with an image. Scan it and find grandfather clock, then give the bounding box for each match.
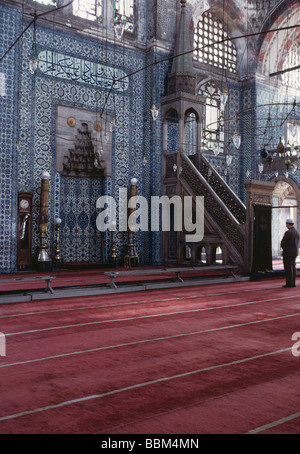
[17,192,33,270]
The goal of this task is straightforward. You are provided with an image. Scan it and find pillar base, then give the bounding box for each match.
[35,260,52,272]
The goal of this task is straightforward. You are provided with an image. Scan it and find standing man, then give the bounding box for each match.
[281,218,300,288]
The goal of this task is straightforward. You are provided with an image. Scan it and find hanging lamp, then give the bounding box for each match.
[151,104,159,120]
[220,88,228,112]
[232,131,241,149]
[260,147,268,159]
[232,116,241,149]
[277,137,285,155]
[213,142,220,156]
[289,122,297,138]
[226,154,233,166]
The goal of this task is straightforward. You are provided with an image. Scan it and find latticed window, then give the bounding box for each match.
[198,80,225,154]
[194,11,237,73]
[114,0,135,33]
[73,0,103,22]
[282,43,300,90]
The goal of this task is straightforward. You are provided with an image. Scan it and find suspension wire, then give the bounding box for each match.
[98,22,300,118]
[0,0,74,63]
[1,2,299,125]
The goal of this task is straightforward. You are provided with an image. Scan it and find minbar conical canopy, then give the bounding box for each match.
[168,0,196,95]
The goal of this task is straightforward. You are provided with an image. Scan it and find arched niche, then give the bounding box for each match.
[164,109,179,153]
[271,178,300,259]
[185,110,197,156]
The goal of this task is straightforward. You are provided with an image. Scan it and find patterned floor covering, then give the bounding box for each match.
[0,275,299,434]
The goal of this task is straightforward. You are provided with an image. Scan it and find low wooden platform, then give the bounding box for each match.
[104,265,240,289]
[0,275,56,294]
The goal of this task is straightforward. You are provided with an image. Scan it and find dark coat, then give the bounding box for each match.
[281,227,300,257]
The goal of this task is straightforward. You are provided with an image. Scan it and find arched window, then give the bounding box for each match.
[71,1,135,32]
[73,0,103,22]
[193,11,237,73]
[281,41,300,149]
[185,112,197,155]
[198,80,225,155]
[286,117,300,154]
[282,43,300,90]
[114,0,135,33]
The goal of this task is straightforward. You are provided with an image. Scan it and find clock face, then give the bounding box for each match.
[20,199,29,210]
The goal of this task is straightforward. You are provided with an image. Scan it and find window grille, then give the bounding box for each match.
[282,43,300,90]
[194,11,237,73]
[198,80,225,154]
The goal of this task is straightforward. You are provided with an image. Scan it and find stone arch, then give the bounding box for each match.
[257,4,300,77]
[270,176,300,210]
[196,244,207,264]
[270,177,300,258]
[184,107,200,123]
[163,107,179,123]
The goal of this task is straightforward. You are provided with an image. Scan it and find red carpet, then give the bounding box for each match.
[0,277,299,434]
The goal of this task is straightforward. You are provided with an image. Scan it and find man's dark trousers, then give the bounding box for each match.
[283,255,297,287]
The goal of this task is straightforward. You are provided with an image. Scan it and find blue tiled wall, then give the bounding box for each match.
[0,4,22,273]
[0,3,169,271]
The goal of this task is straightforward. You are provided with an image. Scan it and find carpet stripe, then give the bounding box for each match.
[247,411,300,434]
[4,295,300,337]
[0,347,291,422]
[1,312,300,369]
[0,285,287,320]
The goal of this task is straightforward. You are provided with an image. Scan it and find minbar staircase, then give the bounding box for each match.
[163,152,247,269]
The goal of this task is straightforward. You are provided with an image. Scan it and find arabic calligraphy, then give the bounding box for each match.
[38,50,128,91]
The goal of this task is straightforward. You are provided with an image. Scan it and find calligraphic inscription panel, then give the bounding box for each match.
[38,51,129,92]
